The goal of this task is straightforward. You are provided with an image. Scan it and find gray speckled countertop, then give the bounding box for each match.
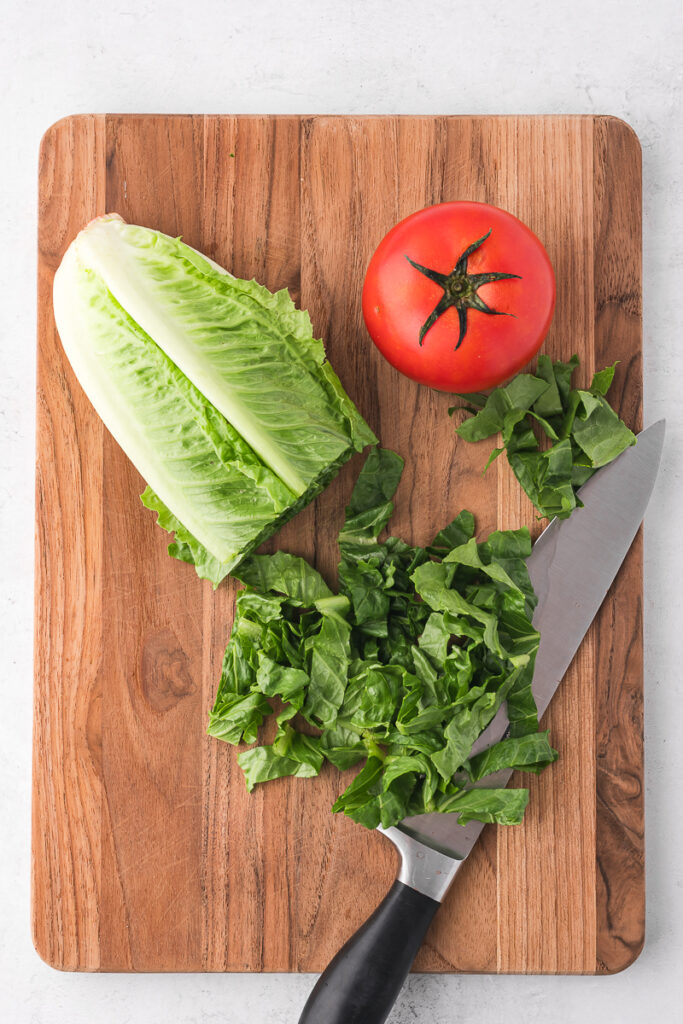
[2,2,681,1021]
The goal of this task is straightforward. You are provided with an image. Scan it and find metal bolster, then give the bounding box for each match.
[378,826,465,904]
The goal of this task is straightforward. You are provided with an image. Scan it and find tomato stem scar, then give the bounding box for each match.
[405,229,521,349]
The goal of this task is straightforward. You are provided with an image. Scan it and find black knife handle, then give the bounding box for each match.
[298,879,440,1024]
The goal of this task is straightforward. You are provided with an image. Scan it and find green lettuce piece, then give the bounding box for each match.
[418,612,451,666]
[435,787,529,825]
[338,446,405,544]
[589,362,617,397]
[208,448,553,831]
[427,510,476,558]
[466,731,558,781]
[331,757,385,829]
[53,215,376,585]
[338,559,392,635]
[238,734,323,791]
[234,551,333,604]
[255,655,309,706]
[320,725,367,771]
[207,691,271,745]
[305,616,352,728]
[570,391,637,467]
[430,690,508,782]
[453,354,636,519]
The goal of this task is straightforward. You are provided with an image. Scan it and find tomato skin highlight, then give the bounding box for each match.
[362,201,556,393]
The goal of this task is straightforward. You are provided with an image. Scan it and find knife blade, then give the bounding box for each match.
[390,417,666,873]
[299,420,665,1024]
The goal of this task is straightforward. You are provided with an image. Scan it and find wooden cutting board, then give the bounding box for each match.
[33,114,644,975]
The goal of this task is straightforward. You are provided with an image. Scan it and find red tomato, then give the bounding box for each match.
[362,201,556,393]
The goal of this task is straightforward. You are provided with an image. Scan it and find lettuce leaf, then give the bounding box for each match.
[453,354,636,519]
[208,448,553,830]
[466,731,558,781]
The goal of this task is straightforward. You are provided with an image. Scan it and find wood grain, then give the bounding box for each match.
[32,114,644,974]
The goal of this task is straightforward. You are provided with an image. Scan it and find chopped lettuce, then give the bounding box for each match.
[208,448,555,830]
[452,355,636,519]
[53,215,376,585]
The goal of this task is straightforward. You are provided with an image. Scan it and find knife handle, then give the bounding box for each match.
[297,879,439,1024]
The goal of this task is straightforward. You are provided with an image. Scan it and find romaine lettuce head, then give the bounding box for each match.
[53,214,376,585]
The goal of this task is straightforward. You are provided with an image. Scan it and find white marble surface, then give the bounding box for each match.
[1,1,681,1021]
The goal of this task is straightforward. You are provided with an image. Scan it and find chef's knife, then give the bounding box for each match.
[299,419,665,1024]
